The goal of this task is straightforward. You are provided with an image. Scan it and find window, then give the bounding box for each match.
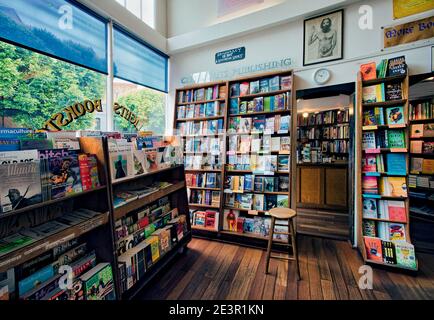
[0,41,107,130]
[113,78,166,134]
[0,0,108,73]
[113,27,168,93]
[115,0,155,29]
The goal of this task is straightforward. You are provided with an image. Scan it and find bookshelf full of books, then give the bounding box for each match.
[408,96,434,253]
[0,130,118,300]
[0,130,191,300]
[356,56,418,271]
[297,109,350,164]
[174,81,228,234]
[221,70,295,245]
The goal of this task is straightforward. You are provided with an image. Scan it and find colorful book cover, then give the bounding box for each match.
[387,56,406,76]
[362,176,378,194]
[250,80,260,94]
[259,79,270,93]
[410,124,424,138]
[387,200,406,222]
[386,153,406,175]
[269,76,280,91]
[381,241,396,264]
[277,195,289,208]
[48,152,82,199]
[363,220,377,237]
[388,223,406,241]
[363,109,377,126]
[363,199,378,218]
[364,237,383,262]
[387,130,406,149]
[360,62,377,80]
[280,76,292,90]
[223,209,238,231]
[386,106,404,125]
[230,83,240,97]
[81,263,114,300]
[395,242,417,269]
[362,154,377,172]
[362,132,376,150]
[240,82,250,96]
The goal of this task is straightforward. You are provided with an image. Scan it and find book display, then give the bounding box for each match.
[174,81,227,233]
[222,70,295,244]
[0,130,190,300]
[173,70,295,247]
[408,96,434,253]
[297,109,350,164]
[356,57,418,270]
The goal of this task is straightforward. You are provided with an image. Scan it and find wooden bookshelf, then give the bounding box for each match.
[173,81,228,235]
[220,70,295,246]
[356,67,418,271]
[109,163,191,299]
[0,137,120,299]
[408,95,434,254]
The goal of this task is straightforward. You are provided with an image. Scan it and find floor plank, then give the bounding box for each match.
[139,236,434,300]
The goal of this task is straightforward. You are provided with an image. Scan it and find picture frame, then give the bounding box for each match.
[303,9,344,66]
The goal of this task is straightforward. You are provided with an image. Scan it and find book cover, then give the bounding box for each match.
[223,209,238,231]
[422,159,434,174]
[362,176,378,194]
[362,85,379,103]
[278,176,289,192]
[363,199,378,218]
[387,56,406,76]
[387,130,406,149]
[362,132,376,150]
[259,79,270,93]
[48,153,82,199]
[277,195,289,208]
[0,162,42,213]
[363,109,377,126]
[388,223,406,241]
[250,80,260,94]
[360,62,377,80]
[410,124,424,138]
[410,157,423,173]
[229,98,239,115]
[363,220,376,237]
[362,154,377,172]
[364,237,383,262]
[386,153,406,175]
[395,242,417,269]
[81,263,114,300]
[269,76,280,91]
[385,83,402,101]
[280,76,292,90]
[386,106,404,125]
[387,200,406,222]
[240,82,249,96]
[266,195,277,210]
[253,194,264,210]
[230,83,240,97]
[381,241,396,264]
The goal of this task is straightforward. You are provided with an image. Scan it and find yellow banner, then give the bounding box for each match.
[384,16,434,48]
[393,0,434,19]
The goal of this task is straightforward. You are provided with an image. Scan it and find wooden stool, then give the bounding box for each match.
[265,207,300,280]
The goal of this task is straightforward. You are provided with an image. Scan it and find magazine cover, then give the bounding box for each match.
[48,153,82,199]
[0,162,42,213]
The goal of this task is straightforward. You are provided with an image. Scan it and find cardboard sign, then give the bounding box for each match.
[384,16,434,48]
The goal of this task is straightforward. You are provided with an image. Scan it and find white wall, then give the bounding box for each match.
[167,0,286,37]
[167,0,434,132]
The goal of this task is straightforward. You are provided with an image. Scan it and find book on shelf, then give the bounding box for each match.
[379,177,407,197]
[387,56,406,77]
[395,242,417,269]
[364,236,382,262]
[385,106,405,125]
[386,153,406,175]
[360,62,377,81]
[385,83,403,101]
[362,84,385,103]
[411,123,434,138]
[410,100,434,120]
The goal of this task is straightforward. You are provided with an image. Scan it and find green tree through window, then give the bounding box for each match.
[0,41,106,130]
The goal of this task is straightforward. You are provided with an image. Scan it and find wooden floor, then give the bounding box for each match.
[139,236,434,300]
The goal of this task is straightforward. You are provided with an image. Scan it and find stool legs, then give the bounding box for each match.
[265,217,275,274]
[289,218,301,280]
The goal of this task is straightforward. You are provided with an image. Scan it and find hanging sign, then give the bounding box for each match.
[393,0,434,19]
[42,99,103,131]
[383,15,434,48]
[215,47,246,64]
[114,102,146,131]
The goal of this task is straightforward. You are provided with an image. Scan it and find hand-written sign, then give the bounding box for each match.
[114,102,146,131]
[384,15,434,48]
[215,47,246,64]
[42,99,103,131]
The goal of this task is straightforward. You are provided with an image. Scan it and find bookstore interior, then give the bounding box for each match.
[0,0,434,304]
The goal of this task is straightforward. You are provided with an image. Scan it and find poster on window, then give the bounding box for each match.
[393,0,434,19]
[218,0,264,17]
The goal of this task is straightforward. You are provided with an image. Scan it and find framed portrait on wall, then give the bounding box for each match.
[303,9,344,66]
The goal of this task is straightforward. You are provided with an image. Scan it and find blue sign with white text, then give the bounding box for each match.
[215,47,246,64]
